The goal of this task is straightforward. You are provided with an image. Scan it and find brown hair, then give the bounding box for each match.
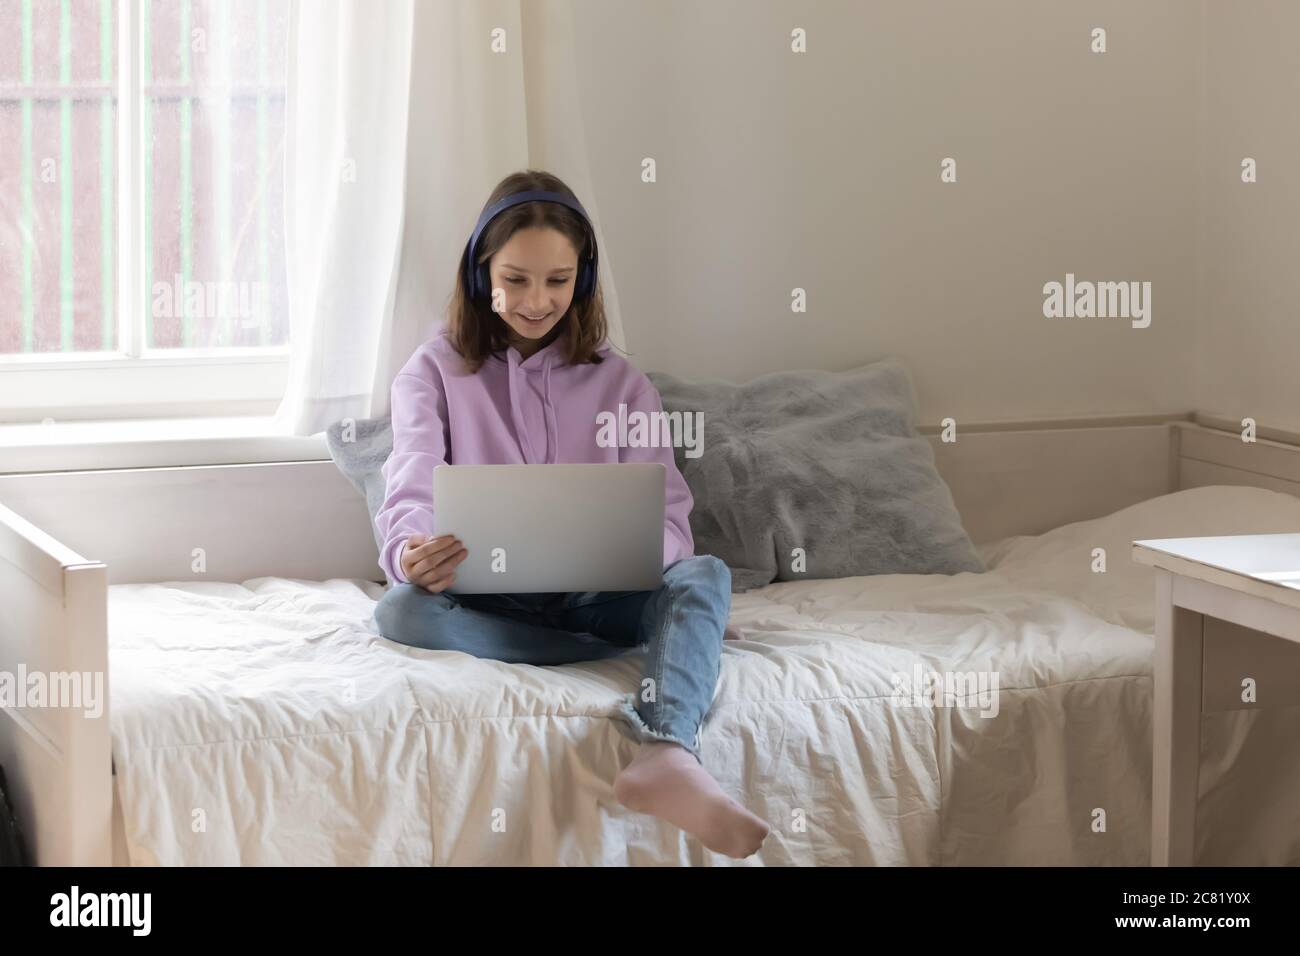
[446,170,609,372]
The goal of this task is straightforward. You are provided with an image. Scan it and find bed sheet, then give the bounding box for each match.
[106,485,1300,865]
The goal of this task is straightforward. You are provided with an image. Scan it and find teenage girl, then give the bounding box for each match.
[373,170,770,859]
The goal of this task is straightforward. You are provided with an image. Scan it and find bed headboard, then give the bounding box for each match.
[925,416,1300,544]
[1173,416,1300,498]
[925,414,1182,544]
[0,461,383,585]
[0,416,1298,585]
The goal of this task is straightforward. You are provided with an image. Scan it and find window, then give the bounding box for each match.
[0,0,290,424]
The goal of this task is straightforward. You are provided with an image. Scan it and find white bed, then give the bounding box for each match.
[5,417,1300,866]
[103,484,1300,866]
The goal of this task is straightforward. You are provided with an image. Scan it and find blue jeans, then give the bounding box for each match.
[373,555,731,763]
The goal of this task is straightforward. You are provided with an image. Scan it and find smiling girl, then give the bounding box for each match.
[372,170,769,859]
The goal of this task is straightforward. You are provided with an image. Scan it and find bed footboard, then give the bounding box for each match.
[0,500,112,866]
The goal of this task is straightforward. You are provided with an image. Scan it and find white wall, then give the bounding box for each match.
[399,1,1295,432]
[1198,1,1300,435]
[573,0,1200,426]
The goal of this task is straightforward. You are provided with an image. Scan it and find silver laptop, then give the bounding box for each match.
[432,463,665,594]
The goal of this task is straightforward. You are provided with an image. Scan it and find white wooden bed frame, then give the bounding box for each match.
[2,414,1298,866]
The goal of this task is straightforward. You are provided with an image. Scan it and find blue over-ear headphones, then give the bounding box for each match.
[463,189,599,303]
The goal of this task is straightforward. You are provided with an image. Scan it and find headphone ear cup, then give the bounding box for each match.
[463,240,480,301]
[575,236,597,300]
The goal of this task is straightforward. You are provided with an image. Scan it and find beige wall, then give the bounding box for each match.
[574,0,1201,426]
[407,1,1293,431]
[1198,1,1300,434]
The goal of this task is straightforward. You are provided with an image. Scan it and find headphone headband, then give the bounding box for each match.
[464,189,598,302]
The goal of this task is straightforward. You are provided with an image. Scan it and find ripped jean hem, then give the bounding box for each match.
[615,693,703,765]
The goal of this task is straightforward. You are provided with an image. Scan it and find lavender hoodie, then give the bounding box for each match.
[375,327,695,585]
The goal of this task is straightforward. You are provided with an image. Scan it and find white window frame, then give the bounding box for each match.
[0,0,289,426]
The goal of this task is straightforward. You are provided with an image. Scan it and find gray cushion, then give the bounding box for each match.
[646,357,985,592]
[325,414,393,554]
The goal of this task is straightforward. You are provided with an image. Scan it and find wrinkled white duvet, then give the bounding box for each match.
[107,486,1300,865]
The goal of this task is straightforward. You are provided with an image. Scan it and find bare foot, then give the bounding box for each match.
[614,742,770,858]
[724,624,743,641]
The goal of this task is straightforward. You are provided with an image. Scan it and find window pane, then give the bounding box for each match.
[0,0,118,356]
[144,0,288,350]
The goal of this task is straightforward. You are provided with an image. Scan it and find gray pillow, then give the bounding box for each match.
[646,357,984,592]
[325,414,393,554]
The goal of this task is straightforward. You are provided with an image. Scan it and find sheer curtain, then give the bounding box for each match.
[274,0,625,437]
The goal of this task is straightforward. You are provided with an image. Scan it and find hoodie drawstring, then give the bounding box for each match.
[507,346,558,464]
[542,356,558,464]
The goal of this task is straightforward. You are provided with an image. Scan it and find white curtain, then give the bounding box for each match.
[274,0,625,437]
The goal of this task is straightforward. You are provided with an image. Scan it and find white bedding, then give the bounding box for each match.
[107,485,1300,865]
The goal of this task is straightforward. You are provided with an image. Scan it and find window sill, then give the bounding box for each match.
[0,416,329,474]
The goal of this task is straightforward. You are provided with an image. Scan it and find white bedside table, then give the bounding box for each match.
[1132,533,1300,866]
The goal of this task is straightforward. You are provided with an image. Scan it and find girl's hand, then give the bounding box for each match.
[401,534,468,593]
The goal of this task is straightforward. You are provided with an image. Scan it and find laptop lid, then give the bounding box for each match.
[432,462,665,594]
